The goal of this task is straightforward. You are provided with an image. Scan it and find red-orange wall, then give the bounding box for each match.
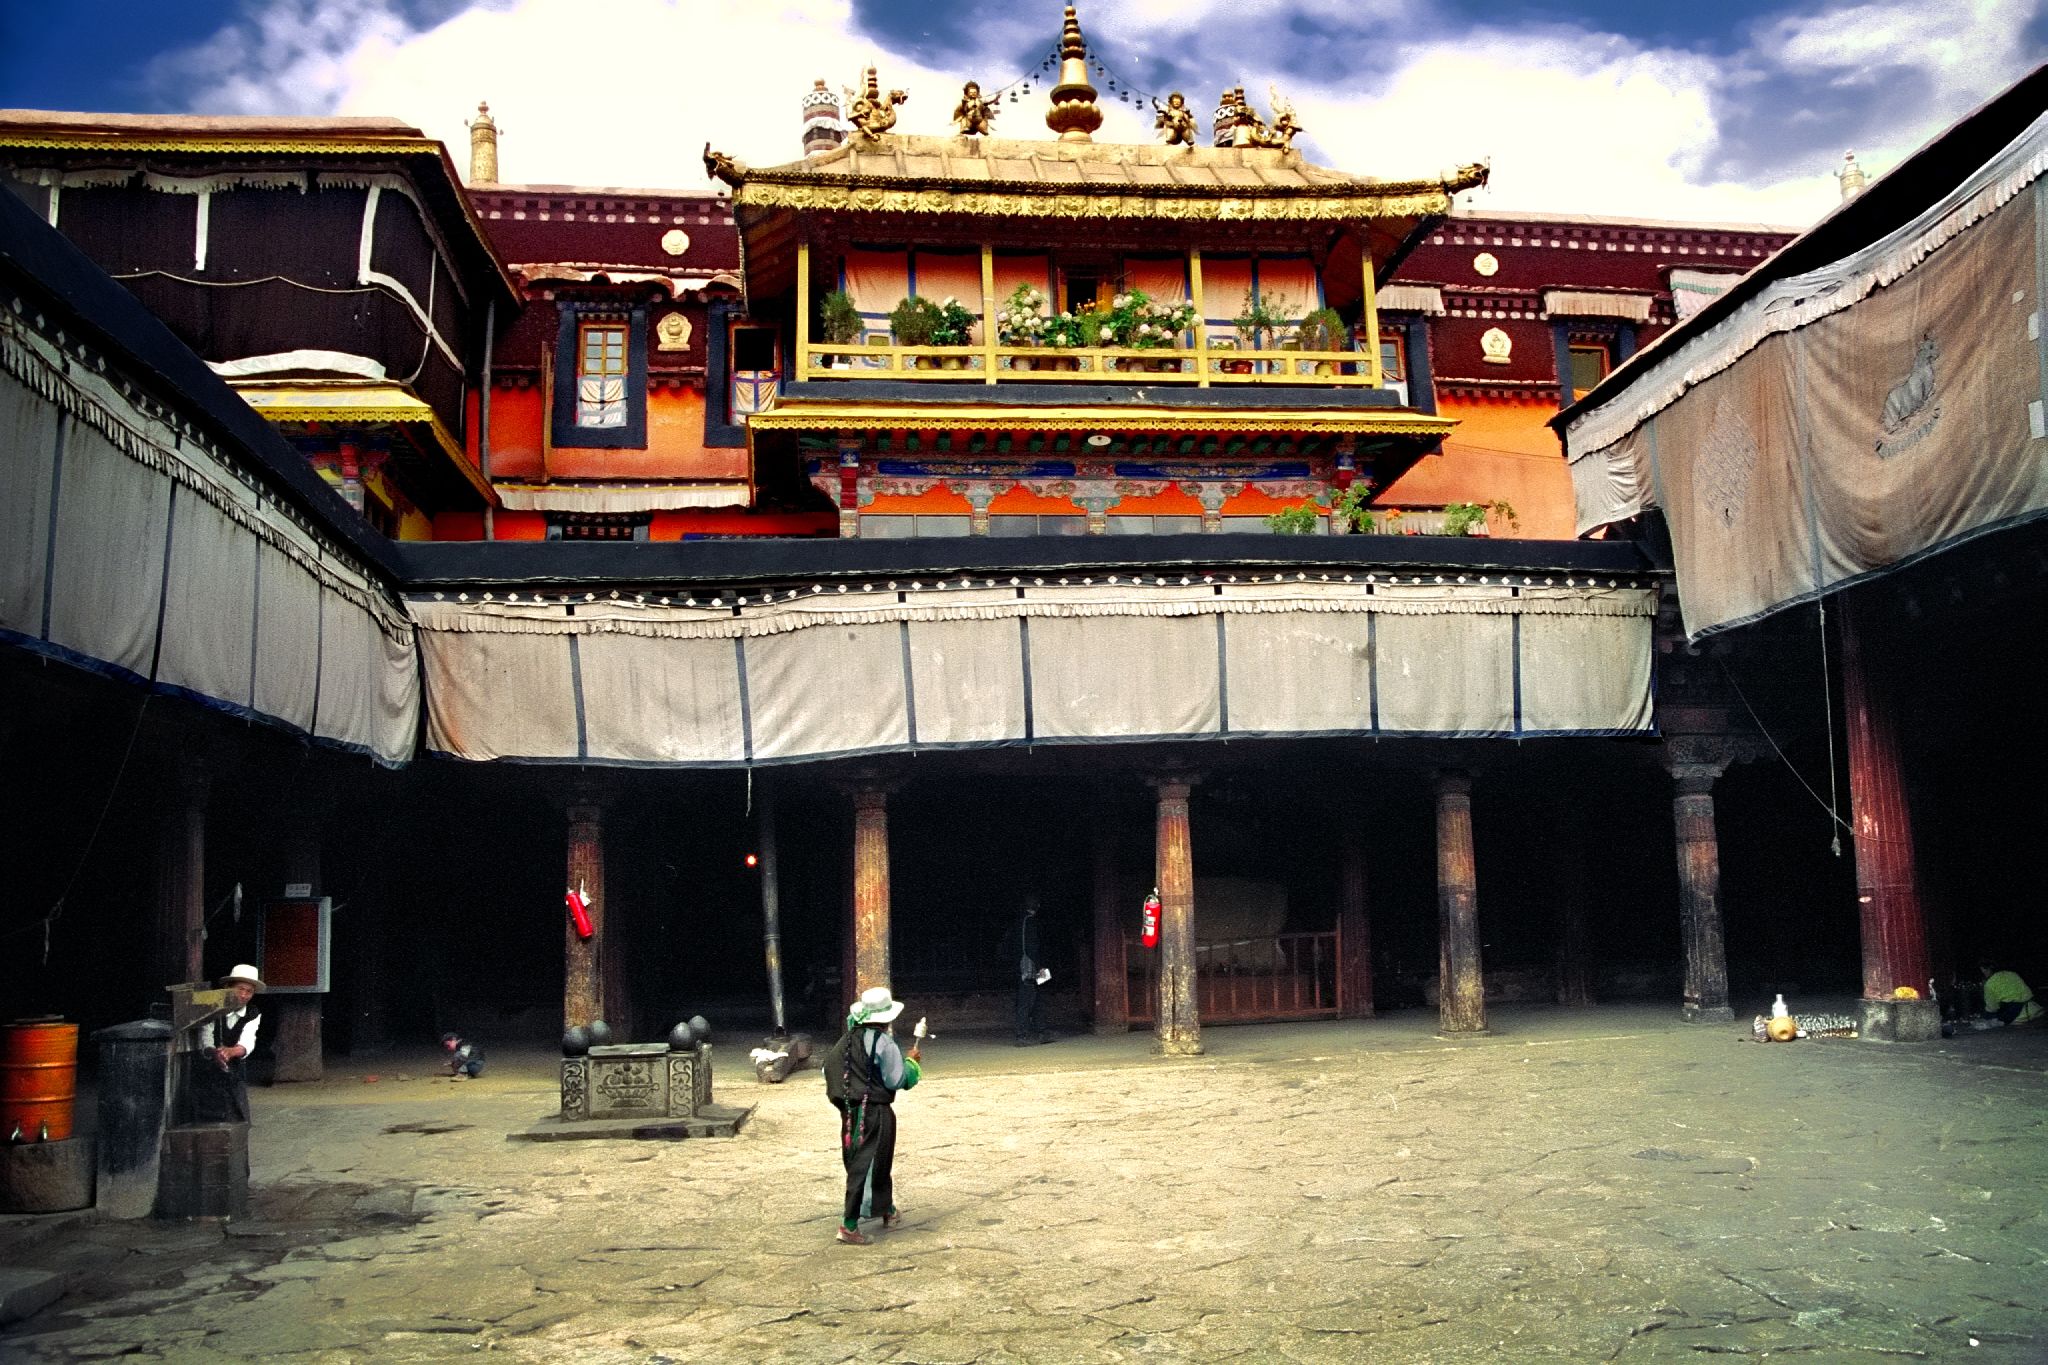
[1379,395,1574,539]
[474,384,743,482]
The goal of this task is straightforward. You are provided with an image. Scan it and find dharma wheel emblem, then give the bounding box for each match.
[1473,251,1499,277]
[661,229,690,257]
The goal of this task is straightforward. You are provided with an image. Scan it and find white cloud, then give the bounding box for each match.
[143,0,2034,226]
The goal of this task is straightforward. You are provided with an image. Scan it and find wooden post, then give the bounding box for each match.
[270,832,326,1082]
[1337,821,1373,1018]
[1091,812,1128,1034]
[1839,595,1939,1042]
[1670,763,1734,1022]
[154,760,207,991]
[796,237,811,379]
[1190,248,1210,388]
[758,792,788,1036]
[1151,776,1201,1056]
[1435,770,1487,1035]
[1359,232,1383,388]
[565,800,605,1029]
[851,786,892,993]
[1554,817,1595,1007]
[981,242,999,384]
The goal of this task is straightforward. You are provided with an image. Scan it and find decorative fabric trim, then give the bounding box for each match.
[493,483,749,512]
[1376,285,1446,316]
[407,582,1655,641]
[0,310,413,642]
[210,351,389,380]
[139,171,310,195]
[1542,289,1653,323]
[1568,113,2048,462]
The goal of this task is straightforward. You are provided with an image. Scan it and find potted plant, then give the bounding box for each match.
[1295,306,1347,374]
[1233,290,1291,354]
[1263,501,1321,534]
[998,283,1050,366]
[931,297,978,366]
[1116,291,1198,372]
[817,290,863,369]
[1038,310,1089,370]
[1328,480,1376,534]
[889,295,944,367]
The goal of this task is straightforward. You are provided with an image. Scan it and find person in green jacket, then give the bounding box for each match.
[1972,959,2044,1028]
[831,986,921,1244]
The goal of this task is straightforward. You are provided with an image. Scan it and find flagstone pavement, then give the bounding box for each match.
[1,1003,2044,1363]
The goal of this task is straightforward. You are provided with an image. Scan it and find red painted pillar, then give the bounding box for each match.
[1338,823,1373,1018]
[1839,595,1939,1042]
[565,800,605,1029]
[1091,813,1128,1034]
[851,786,892,993]
[1435,770,1488,1036]
[1151,776,1201,1056]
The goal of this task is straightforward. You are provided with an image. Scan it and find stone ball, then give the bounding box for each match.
[561,1025,589,1056]
[688,1015,711,1044]
[667,1021,697,1051]
[586,1019,613,1048]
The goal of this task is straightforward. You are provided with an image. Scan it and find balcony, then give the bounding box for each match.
[798,339,1386,389]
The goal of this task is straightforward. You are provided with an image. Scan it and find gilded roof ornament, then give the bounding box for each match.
[702,142,746,188]
[1153,92,1197,147]
[1837,148,1866,201]
[1046,7,1103,143]
[952,81,997,138]
[848,67,908,142]
[1243,87,1301,153]
[465,100,498,184]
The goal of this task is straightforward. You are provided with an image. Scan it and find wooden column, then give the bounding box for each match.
[1151,776,1201,1056]
[758,793,788,1036]
[1091,812,1128,1034]
[1435,770,1487,1035]
[1337,822,1373,1018]
[1670,763,1734,1022]
[564,800,605,1029]
[1554,819,1594,1007]
[153,760,208,991]
[271,832,326,1082]
[796,236,811,378]
[851,786,892,993]
[1840,595,1939,1042]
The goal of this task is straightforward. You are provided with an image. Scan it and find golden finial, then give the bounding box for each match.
[848,66,908,141]
[1837,149,1866,201]
[466,100,499,184]
[1046,6,1102,142]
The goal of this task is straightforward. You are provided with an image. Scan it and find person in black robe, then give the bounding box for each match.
[190,963,264,1123]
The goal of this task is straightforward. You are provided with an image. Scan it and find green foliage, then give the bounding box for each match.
[1443,499,1521,536]
[888,295,944,346]
[1295,306,1348,352]
[1234,290,1293,350]
[931,297,979,347]
[818,290,864,344]
[1264,501,1321,534]
[997,283,1050,345]
[1104,287,1199,349]
[1040,308,1092,349]
[1329,480,1377,533]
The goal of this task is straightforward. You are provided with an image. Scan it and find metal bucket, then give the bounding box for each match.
[1,1018,79,1142]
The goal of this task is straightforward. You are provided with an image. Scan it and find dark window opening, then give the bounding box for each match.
[1569,342,1611,399]
[547,513,651,541]
[732,326,778,372]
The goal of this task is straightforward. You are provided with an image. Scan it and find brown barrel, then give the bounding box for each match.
[157,1123,249,1219]
[0,1019,79,1142]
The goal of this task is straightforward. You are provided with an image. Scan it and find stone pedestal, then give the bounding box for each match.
[562,1044,712,1122]
[0,1136,94,1214]
[1859,998,1942,1043]
[92,1020,172,1220]
[156,1122,249,1220]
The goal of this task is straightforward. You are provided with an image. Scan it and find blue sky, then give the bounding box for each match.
[3,0,2041,224]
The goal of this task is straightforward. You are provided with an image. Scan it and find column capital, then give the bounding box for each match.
[1432,768,1472,798]
[1145,771,1202,800]
[1668,763,1724,796]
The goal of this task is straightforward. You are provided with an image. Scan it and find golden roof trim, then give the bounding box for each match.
[0,133,443,157]
[735,183,1457,222]
[235,382,493,503]
[747,400,1457,437]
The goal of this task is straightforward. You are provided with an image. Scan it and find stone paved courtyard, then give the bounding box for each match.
[2,1003,2045,1363]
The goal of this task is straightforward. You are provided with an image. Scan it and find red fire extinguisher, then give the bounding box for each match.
[565,882,595,940]
[1141,888,1161,949]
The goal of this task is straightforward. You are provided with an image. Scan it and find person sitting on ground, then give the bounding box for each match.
[441,1033,485,1078]
[1971,960,2043,1028]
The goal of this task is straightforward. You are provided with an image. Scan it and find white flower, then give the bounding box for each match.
[1054,335,1069,347]
[1100,326,1114,343]
[1138,323,1152,335]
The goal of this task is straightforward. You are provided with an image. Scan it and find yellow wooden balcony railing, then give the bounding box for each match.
[799,341,1388,388]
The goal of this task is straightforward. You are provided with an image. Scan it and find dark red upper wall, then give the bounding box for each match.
[470,186,737,271]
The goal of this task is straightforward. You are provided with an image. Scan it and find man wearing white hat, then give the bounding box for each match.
[827,985,921,1245]
[191,964,265,1123]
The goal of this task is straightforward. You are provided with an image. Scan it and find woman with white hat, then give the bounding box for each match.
[191,964,264,1123]
[827,985,921,1245]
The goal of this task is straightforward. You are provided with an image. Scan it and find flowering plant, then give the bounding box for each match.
[1039,309,1093,349]
[1101,288,1198,349]
[931,297,979,347]
[996,283,1051,345]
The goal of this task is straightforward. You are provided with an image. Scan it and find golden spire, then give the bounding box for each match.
[466,101,498,184]
[1837,148,1866,201]
[1046,6,1102,143]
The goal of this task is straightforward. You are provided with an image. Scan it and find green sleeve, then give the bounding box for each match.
[900,1057,921,1091]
